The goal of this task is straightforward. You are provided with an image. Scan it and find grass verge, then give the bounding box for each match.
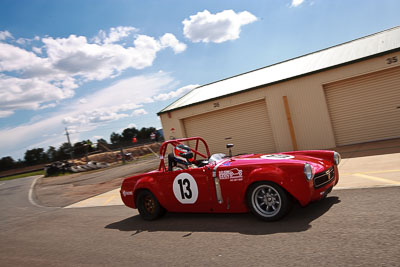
[0,170,45,181]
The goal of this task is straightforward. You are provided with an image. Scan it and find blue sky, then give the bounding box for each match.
[1,0,399,160]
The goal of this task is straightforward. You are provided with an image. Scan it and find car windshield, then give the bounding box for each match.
[209,153,227,164]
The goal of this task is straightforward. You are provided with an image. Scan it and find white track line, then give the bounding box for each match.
[333,184,400,190]
[28,175,55,209]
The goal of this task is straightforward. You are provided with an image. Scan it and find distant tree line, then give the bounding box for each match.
[0,126,162,172]
[109,127,160,146]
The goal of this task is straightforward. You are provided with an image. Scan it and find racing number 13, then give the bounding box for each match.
[173,173,198,204]
[177,178,192,199]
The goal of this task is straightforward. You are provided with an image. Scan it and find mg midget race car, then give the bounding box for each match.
[120,137,340,221]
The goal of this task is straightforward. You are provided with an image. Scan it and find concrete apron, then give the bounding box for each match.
[333,138,400,190]
[65,138,400,208]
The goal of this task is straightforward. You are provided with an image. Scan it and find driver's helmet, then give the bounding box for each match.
[173,144,194,165]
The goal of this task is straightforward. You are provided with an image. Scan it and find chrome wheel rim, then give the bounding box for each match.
[251,185,281,217]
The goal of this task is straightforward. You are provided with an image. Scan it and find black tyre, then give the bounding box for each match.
[136,190,166,221]
[247,181,292,221]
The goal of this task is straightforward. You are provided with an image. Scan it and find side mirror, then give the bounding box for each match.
[226,144,234,157]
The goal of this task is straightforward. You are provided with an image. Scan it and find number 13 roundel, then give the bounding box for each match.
[173,173,198,204]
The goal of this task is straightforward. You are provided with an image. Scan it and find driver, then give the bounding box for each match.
[168,144,197,171]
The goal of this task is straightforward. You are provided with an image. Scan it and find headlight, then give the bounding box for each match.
[304,163,314,181]
[333,152,341,165]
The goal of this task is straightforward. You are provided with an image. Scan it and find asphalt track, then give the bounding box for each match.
[1,141,400,266]
[0,177,399,266]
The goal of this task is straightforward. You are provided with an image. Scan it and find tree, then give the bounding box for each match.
[96,138,109,151]
[137,127,156,140]
[72,140,95,157]
[24,148,48,166]
[84,140,95,152]
[46,146,57,162]
[0,156,15,171]
[73,142,85,157]
[110,132,122,145]
[96,138,108,146]
[2,125,161,171]
[57,143,72,161]
[121,127,139,142]
[110,126,158,146]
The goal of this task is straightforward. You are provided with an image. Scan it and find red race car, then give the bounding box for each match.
[120,137,340,221]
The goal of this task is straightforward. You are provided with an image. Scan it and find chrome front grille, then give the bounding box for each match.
[314,167,335,188]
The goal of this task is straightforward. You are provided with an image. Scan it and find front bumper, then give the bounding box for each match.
[314,166,335,189]
[310,165,339,202]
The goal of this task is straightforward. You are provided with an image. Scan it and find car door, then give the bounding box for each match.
[157,166,213,213]
[209,162,248,213]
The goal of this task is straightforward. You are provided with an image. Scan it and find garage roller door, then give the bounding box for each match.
[324,66,400,146]
[183,100,275,155]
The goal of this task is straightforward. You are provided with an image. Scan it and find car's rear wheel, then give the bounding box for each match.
[136,190,166,220]
[247,181,292,221]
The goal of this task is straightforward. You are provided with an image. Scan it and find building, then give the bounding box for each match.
[158,26,400,155]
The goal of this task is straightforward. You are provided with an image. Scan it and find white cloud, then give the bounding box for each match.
[0,28,187,118]
[131,108,148,117]
[117,123,138,133]
[0,30,13,40]
[84,73,175,109]
[39,103,57,109]
[39,32,185,83]
[60,73,195,129]
[127,123,137,128]
[291,0,305,7]
[183,9,257,43]
[32,46,42,54]
[0,72,199,159]
[0,113,71,159]
[63,110,129,125]
[152,84,198,101]
[93,26,137,44]
[0,110,14,118]
[92,135,103,140]
[160,33,187,53]
[62,116,81,124]
[43,35,127,80]
[106,26,136,44]
[0,42,47,72]
[87,110,129,123]
[111,103,142,112]
[0,75,72,111]
[0,41,76,116]
[60,73,175,127]
[16,38,30,45]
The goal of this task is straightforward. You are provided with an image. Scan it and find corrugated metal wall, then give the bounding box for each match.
[183,100,275,155]
[324,66,400,146]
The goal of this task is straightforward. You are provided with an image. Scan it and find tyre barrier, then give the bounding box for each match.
[44,161,109,176]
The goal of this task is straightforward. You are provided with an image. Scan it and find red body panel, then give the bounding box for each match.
[120,137,339,214]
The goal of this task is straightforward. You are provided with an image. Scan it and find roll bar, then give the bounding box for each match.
[158,137,211,171]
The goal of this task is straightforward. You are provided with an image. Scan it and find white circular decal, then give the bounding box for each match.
[173,173,198,204]
[261,154,294,160]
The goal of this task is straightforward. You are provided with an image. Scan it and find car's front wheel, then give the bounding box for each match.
[136,190,166,221]
[247,181,292,221]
